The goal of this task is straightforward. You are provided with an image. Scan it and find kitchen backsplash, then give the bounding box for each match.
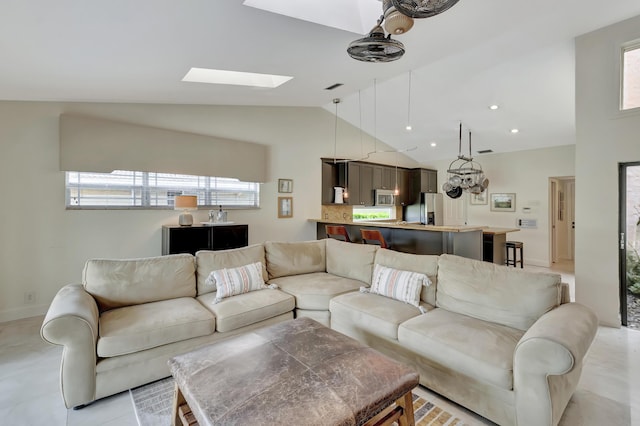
[321,205,353,222]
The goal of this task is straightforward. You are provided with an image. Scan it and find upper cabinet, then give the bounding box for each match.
[411,168,438,193]
[321,159,437,207]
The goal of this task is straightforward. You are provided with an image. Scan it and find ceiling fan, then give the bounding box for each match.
[347,0,461,63]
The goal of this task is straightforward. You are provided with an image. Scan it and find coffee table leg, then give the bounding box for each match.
[172,383,186,426]
[397,391,415,426]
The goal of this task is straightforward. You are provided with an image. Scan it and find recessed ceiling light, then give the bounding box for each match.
[182,68,293,88]
[430,142,437,147]
[511,128,519,134]
[489,105,499,110]
[406,125,412,131]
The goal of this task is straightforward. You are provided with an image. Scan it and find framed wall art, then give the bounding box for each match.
[278,179,293,193]
[470,191,488,205]
[490,193,516,212]
[278,197,293,218]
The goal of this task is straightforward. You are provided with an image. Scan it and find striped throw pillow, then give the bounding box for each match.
[369,264,429,308]
[209,262,266,303]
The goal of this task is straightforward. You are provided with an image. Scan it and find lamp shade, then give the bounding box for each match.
[175,195,197,210]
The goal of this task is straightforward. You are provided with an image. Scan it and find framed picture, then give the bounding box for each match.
[490,193,516,212]
[278,179,293,193]
[470,191,488,205]
[278,197,293,218]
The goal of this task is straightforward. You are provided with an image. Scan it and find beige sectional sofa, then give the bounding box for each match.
[41,238,597,426]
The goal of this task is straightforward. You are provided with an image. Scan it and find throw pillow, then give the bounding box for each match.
[367,264,430,309]
[207,262,268,303]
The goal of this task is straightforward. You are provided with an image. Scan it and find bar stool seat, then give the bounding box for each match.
[505,241,524,268]
[360,229,388,249]
[326,225,352,243]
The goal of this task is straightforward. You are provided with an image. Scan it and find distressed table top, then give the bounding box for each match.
[169,317,419,426]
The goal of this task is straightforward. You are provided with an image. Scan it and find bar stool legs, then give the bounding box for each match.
[505,241,524,268]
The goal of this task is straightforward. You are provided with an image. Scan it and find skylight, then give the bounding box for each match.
[243,0,381,35]
[182,68,293,88]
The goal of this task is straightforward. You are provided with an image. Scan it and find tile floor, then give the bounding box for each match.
[1,262,639,425]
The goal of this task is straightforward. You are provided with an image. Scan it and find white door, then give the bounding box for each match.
[443,194,466,226]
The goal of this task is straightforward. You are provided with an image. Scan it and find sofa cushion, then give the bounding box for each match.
[329,291,430,340]
[398,308,525,390]
[198,289,295,333]
[83,254,196,311]
[369,264,428,308]
[270,272,362,310]
[374,248,439,305]
[196,244,267,295]
[209,261,266,302]
[326,238,378,285]
[264,240,326,279]
[436,254,561,331]
[97,297,215,357]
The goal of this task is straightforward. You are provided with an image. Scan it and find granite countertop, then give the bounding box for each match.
[309,218,484,233]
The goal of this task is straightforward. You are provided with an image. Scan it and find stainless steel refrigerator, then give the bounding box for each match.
[403,193,443,225]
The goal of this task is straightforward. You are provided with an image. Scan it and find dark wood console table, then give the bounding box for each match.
[162,224,248,255]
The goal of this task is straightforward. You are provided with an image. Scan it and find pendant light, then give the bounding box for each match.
[332,98,349,199]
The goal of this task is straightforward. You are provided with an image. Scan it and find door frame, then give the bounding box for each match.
[618,161,640,327]
[619,163,628,327]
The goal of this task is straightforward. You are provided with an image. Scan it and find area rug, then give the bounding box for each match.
[130,377,470,426]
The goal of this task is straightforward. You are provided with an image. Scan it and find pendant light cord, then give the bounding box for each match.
[333,99,340,164]
[407,71,412,129]
[373,79,377,153]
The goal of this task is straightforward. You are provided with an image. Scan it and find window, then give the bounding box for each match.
[66,170,260,209]
[352,206,395,221]
[622,43,640,110]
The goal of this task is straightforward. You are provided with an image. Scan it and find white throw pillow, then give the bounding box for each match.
[368,264,430,308]
[206,261,267,303]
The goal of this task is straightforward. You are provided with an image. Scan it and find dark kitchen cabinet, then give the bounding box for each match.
[162,224,248,255]
[359,164,374,206]
[408,168,438,204]
[321,159,417,207]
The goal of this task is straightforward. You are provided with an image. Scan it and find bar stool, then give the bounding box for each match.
[360,229,388,249]
[505,241,524,268]
[326,225,352,243]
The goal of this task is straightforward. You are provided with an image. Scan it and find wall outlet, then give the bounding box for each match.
[24,291,37,305]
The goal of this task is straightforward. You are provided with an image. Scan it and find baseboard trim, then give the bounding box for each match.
[0,304,48,324]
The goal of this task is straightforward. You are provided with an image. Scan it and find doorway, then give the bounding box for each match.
[619,162,640,329]
[549,177,575,266]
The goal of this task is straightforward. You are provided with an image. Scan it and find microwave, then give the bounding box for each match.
[375,189,396,206]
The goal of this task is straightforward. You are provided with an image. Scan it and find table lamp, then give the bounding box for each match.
[175,195,198,226]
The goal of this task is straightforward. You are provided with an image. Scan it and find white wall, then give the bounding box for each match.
[0,101,419,322]
[575,14,640,327]
[429,144,576,267]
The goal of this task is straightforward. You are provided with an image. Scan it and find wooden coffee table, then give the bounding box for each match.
[169,317,419,426]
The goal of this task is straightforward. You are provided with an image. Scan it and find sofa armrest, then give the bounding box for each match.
[513,303,598,426]
[41,284,99,408]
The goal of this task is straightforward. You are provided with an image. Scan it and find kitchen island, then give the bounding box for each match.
[311,219,483,260]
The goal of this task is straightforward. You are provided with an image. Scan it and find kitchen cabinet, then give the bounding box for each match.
[162,224,248,255]
[410,168,438,199]
[321,161,336,204]
[347,162,361,205]
[321,159,413,206]
[397,169,411,206]
[359,164,374,206]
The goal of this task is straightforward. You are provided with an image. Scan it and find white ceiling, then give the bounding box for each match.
[1,1,640,163]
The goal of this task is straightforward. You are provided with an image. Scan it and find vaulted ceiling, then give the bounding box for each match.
[1,1,639,163]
